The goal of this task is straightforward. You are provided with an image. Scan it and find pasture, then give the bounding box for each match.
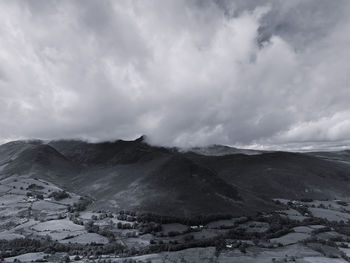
[270,232,310,245]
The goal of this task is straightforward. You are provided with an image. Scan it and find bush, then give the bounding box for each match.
[49,191,70,201]
[28,184,44,190]
[84,220,99,233]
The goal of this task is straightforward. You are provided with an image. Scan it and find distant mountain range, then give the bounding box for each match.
[182,145,266,156]
[1,137,350,217]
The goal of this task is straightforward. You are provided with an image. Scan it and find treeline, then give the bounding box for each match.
[137,236,224,255]
[135,213,232,225]
[0,238,125,258]
[49,190,70,201]
[67,197,92,212]
[86,209,234,226]
[0,236,220,259]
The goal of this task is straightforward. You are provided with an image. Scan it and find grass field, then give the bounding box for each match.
[162,223,188,234]
[60,232,108,244]
[302,257,347,263]
[270,232,310,245]
[309,207,350,222]
[206,218,240,228]
[278,208,309,221]
[4,252,48,262]
[32,200,67,211]
[32,219,84,232]
[240,221,269,233]
[293,226,313,233]
[0,231,25,240]
[219,244,321,263]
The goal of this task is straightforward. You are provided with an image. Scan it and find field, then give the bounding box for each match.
[4,252,48,263]
[309,207,350,222]
[293,226,313,234]
[32,219,84,232]
[239,221,269,233]
[110,247,217,263]
[218,244,321,263]
[206,218,240,228]
[162,223,188,234]
[60,233,109,244]
[278,208,309,221]
[270,232,310,245]
[3,175,350,262]
[302,257,348,263]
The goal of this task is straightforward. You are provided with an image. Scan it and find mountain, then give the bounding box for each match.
[0,141,79,182]
[185,151,350,200]
[307,150,350,164]
[1,137,350,217]
[183,145,265,156]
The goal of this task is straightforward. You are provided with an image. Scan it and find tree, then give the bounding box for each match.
[85,220,99,233]
[49,191,70,201]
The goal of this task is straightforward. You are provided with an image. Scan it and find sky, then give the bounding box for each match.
[1,0,350,151]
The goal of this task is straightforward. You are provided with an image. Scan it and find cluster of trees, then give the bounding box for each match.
[117,210,137,222]
[91,213,114,220]
[135,213,232,225]
[84,220,100,233]
[27,183,44,190]
[67,197,91,212]
[117,214,137,222]
[137,222,162,234]
[0,238,125,259]
[116,222,135,229]
[145,235,224,254]
[83,221,115,242]
[49,191,70,201]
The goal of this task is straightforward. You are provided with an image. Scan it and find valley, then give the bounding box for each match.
[2,174,350,262]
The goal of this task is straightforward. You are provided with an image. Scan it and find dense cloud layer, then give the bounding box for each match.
[0,0,350,150]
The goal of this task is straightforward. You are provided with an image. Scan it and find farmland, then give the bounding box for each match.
[3,175,350,262]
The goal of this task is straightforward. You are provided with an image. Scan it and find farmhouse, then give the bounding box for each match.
[190,225,204,230]
[25,196,37,202]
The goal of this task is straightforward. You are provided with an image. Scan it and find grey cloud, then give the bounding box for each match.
[0,0,350,150]
[217,0,348,48]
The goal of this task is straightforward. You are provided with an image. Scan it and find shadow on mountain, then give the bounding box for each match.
[1,137,350,217]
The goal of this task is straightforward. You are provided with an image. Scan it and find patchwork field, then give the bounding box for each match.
[2,175,350,262]
[309,207,350,222]
[4,252,48,263]
[60,232,109,244]
[32,219,84,232]
[270,232,310,245]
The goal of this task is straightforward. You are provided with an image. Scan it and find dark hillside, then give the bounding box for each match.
[2,138,350,216]
[48,136,170,166]
[186,151,350,200]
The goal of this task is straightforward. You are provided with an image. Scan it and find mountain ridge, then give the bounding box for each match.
[1,138,350,217]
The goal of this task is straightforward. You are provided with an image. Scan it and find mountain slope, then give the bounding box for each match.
[185,151,350,200]
[2,138,350,217]
[0,141,80,182]
[184,145,265,156]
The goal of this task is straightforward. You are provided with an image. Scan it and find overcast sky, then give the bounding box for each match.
[1,0,350,150]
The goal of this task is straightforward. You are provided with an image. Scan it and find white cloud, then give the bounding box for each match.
[0,0,350,150]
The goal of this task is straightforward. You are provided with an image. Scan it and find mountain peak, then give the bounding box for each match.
[135,135,147,143]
